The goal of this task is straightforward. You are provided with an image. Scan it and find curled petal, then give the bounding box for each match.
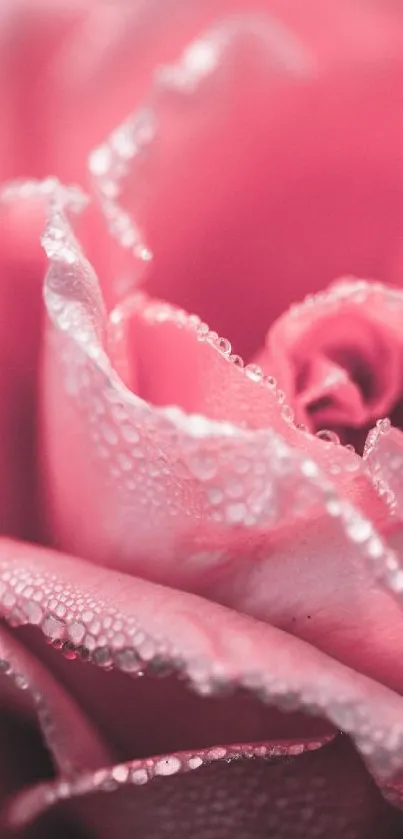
[39,187,403,669]
[364,422,403,519]
[88,6,403,357]
[8,737,402,839]
[2,540,403,783]
[0,624,109,779]
[254,279,403,446]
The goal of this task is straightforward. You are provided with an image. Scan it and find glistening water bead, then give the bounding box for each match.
[316,429,341,445]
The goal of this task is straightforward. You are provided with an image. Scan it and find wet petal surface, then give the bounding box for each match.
[2,539,403,785]
[88,5,403,358]
[10,737,403,839]
[254,279,403,451]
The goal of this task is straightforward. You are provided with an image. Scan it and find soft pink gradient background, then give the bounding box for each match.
[2,2,403,837]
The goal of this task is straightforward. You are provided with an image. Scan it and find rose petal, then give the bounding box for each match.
[9,737,403,839]
[40,188,396,598]
[0,1,94,177]
[0,624,109,779]
[0,183,52,538]
[106,291,304,429]
[253,279,403,445]
[0,618,110,835]
[18,628,332,763]
[89,5,403,357]
[44,0,253,182]
[3,540,403,782]
[364,422,403,519]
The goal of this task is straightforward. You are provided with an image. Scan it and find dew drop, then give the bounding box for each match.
[281,404,294,423]
[187,453,217,481]
[346,517,373,544]
[196,323,209,341]
[121,425,140,444]
[216,337,231,355]
[131,768,148,785]
[112,765,129,784]
[23,600,43,624]
[376,417,391,434]
[234,457,249,475]
[62,641,78,661]
[209,747,227,760]
[68,621,86,645]
[154,756,181,776]
[101,423,119,446]
[230,354,244,368]
[188,756,203,770]
[92,647,113,668]
[114,647,142,673]
[244,364,263,382]
[117,452,132,472]
[316,429,340,444]
[226,502,247,524]
[207,487,223,506]
[42,614,66,640]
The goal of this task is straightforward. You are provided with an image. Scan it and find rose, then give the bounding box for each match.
[2,2,403,837]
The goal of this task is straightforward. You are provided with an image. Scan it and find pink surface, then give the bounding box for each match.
[1,1,403,837]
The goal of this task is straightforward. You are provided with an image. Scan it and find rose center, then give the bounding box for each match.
[253,283,403,452]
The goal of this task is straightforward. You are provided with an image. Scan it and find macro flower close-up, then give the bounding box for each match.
[3,1,403,836]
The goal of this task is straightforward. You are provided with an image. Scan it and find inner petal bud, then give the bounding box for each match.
[253,280,403,450]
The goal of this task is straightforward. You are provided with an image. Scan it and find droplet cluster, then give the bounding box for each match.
[288,278,403,322]
[2,548,403,784]
[89,108,154,262]
[363,419,402,516]
[41,203,403,606]
[17,736,328,827]
[0,652,74,775]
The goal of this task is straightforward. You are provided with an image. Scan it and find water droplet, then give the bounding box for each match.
[130,768,148,785]
[325,498,342,517]
[154,756,181,776]
[207,487,223,505]
[196,323,209,341]
[112,765,129,784]
[376,418,391,434]
[68,621,86,645]
[114,647,142,673]
[244,364,263,382]
[234,457,249,475]
[216,337,231,355]
[188,453,217,481]
[281,404,294,423]
[226,502,247,524]
[264,375,277,389]
[188,755,203,769]
[230,354,244,368]
[42,614,65,640]
[101,422,119,446]
[62,641,78,660]
[92,647,113,668]
[117,452,132,472]
[346,516,373,544]
[207,746,227,760]
[23,601,43,624]
[316,429,340,444]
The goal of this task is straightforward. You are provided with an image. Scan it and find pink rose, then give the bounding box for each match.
[3,1,403,836]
